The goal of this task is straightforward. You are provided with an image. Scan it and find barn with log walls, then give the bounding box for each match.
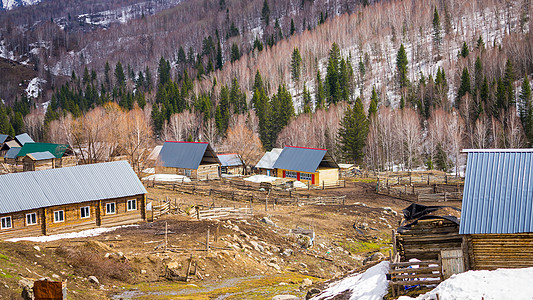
[273,146,339,186]
[460,149,533,270]
[0,161,147,240]
[156,141,220,180]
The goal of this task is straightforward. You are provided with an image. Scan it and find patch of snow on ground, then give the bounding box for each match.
[398,267,533,300]
[142,174,191,183]
[7,225,138,243]
[0,40,16,61]
[311,261,390,300]
[293,180,308,188]
[244,175,279,183]
[25,77,46,98]
[142,168,155,174]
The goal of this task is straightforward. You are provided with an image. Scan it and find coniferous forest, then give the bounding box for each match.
[1,0,533,172]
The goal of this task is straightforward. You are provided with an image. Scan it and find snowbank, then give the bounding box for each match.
[7,225,138,243]
[398,267,533,300]
[244,175,279,183]
[142,174,191,183]
[142,168,155,174]
[293,180,308,188]
[311,261,390,300]
[25,77,46,98]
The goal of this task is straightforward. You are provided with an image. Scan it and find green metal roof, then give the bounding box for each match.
[17,143,69,158]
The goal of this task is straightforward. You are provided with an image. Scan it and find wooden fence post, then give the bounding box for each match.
[206,229,210,252]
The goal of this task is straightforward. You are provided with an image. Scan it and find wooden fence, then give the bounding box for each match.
[195,207,253,220]
[274,195,346,206]
[388,260,443,297]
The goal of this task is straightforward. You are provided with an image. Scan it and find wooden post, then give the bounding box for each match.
[322,181,325,190]
[392,229,397,262]
[427,174,430,185]
[409,174,412,185]
[185,254,193,282]
[206,229,210,252]
[445,175,448,184]
[215,223,220,242]
[165,221,168,252]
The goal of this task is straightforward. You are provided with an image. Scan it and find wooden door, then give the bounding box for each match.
[441,249,464,279]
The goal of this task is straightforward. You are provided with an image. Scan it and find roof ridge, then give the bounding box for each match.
[165,141,208,144]
[286,145,327,151]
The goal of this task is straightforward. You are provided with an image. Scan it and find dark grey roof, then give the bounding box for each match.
[4,147,21,159]
[14,133,34,146]
[0,134,8,144]
[26,151,55,161]
[0,161,147,215]
[460,150,533,235]
[217,153,243,167]
[158,141,220,169]
[273,146,339,173]
[256,148,282,169]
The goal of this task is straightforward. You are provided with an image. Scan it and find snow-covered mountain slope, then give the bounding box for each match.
[1,0,41,10]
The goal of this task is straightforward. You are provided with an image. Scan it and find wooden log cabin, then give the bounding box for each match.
[255,148,282,176]
[272,146,339,186]
[217,153,244,175]
[0,161,147,240]
[460,149,533,270]
[156,141,220,180]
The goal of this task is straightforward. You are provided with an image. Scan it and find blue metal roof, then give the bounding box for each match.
[0,134,8,144]
[4,147,21,159]
[14,133,34,146]
[158,141,220,169]
[27,151,56,161]
[460,150,533,234]
[217,153,243,167]
[273,146,339,173]
[0,161,147,215]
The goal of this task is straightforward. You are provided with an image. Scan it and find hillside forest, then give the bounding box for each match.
[1,0,533,173]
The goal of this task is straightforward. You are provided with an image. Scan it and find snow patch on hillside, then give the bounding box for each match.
[7,225,138,242]
[398,267,533,300]
[0,40,16,61]
[25,77,46,98]
[311,261,390,300]
[2,0,41,10]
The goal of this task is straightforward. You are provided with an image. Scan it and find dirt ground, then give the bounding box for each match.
[0,179,462,299]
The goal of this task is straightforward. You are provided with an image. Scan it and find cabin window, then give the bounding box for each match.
[285,171,297,179]
[127,199,137,211]
[300,173,312,181]
[1,217,12,229]
[26,213,37,226]
[54,210,64,223]
[106,203,116,215]
[80,206,90,219]
[184,169,191,177]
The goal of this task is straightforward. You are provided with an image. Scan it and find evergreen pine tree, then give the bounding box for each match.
[460,42,469,58]
[158,57,171,86]
[326,43,341,104]
[262,0,270,26]
[432,7,442,49]
[368,86,378,117]
[104,61,111,90]
[115,61,126,88]
[178,46,186,63]
[337,97,369,163]
[216,39,223,69]
[477,36,485,50]
[145,67,153,91]
[230,43,240,62]
[396,44,409,89]
[503,59,515,109]
[457,67,471,106]
[290,18,296,35]
[519,76,532,126]
[316,69,325,109]
[290,47,302,82]
[303,83,312,113]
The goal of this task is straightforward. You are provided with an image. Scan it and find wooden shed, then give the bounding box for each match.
[23,151,55,171]
[395,203,462,262]
[273,146,339,186]
[255,148,282,176]
[0,161,147,240]
[217,153,244,175]
[156,141,220,180]
[460,149,533,270]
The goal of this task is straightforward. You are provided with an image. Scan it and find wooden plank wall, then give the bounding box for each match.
[397,219,462,261]
[467,234,533,270]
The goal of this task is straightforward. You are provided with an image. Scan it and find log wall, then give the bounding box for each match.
[467,233,533,270]
[0,194,145,240]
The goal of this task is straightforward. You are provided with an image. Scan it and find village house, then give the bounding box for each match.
[217,153,244,175]
[0,161,147,240]
[255,148,282,176]
[460,149,533,270]
[156,141,220,180]
[6,142,76,171]
[272,146,339,186]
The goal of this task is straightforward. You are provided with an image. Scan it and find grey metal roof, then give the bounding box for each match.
[255,148,282,169]
[14,133,34,146]
[460,150,533,234]
[4,147,21,159]
[273,146,339,173]
[158,141,220,169]
[26,151,56,161]
[0,161,147,215]
[148,145,162,161]
[217,153,243,167]
[0,134,8,144]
